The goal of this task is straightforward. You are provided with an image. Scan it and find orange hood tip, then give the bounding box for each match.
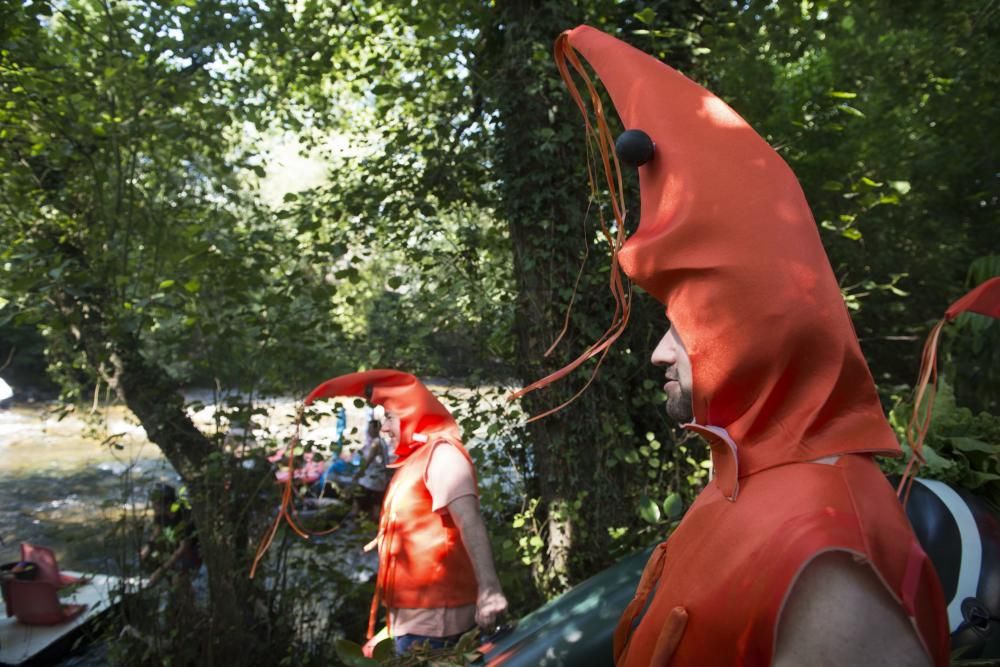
[539,24,903,474]
[944,276,1000,321]
[304,369,459,461]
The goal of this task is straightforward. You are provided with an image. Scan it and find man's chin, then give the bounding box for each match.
[665,400,694,424]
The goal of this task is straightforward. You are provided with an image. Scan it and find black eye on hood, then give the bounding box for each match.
[615,129,655,167]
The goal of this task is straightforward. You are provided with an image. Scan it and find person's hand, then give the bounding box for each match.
[475,586,508,630]
[361,635,379,658]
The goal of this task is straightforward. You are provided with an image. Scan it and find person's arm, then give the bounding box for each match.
[352,443,379,481]
[448,494,509,629]
[139,525,163,561]
[773,551,933,667]
[145,538,193,588]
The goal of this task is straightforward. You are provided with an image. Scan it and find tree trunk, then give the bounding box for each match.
[483,0,705,592]
[57,286,265,662]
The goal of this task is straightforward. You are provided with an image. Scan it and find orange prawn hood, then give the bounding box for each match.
[304,370,460,462]
[556,25,902,488]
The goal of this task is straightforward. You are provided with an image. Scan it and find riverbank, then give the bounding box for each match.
[0,382,514,568]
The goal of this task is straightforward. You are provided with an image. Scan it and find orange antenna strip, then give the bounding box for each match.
[510,34,632,421]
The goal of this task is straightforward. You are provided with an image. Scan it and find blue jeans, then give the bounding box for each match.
[394,630,468,654]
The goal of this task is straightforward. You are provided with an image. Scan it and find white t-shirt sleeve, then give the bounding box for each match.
[425,441,478,513]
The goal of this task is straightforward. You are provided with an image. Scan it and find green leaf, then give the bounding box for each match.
[454,628,480,652]
[183,279,201,293]
[387,276,403,289]
[860,176,883,187]
[159,279,176,289]
[948,437,996,454]
[663,492,684,520]
[837,104,865,118]
[921,444,957,474]
[966,470,1000,488]
[841,228,863,241]
[828,91,858,99]
[371,637,395,661]
[634,8,657,24]
[889,180,911,195]
[638,495,661,523]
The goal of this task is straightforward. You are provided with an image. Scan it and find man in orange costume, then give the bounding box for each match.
[525,26,951,665]
[303,370,508,655]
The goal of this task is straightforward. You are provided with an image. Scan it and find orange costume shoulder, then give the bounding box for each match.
[527,25,951,666]
[615,454,948,665]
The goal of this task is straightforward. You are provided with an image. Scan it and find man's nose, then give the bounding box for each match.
[651,335,676,367]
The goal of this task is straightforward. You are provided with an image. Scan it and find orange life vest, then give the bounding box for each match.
[614,454,950,666]
[376,437,479,610]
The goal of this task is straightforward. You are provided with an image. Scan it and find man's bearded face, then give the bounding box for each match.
[380,410,401,449]
[652,326,694,423]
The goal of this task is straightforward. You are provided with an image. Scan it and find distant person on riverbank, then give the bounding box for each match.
[140,483,201,587]
[352,414,391,521]
[303,370,508,656]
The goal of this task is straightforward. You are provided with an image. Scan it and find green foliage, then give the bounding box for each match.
[885,380,1000,505]
[701,0,998,395]
[0,1,361,663]
[948,256,1000,414]
[335,628,482,666]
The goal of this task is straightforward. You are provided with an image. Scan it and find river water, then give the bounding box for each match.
[0,391,374,572]
[0,394,373,665]
[0,402,176,572]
